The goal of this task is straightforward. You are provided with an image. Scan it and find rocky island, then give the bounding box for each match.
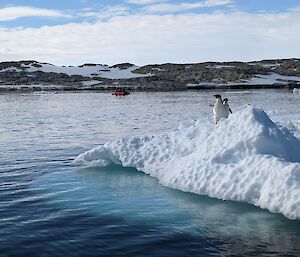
[0,59,300,91]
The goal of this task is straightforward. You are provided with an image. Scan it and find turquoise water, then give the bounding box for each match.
[0,91,300,256]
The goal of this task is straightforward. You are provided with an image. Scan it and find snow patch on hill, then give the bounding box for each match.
[243,73,300,85]
[188,72,300,88]
[19,63,151,79]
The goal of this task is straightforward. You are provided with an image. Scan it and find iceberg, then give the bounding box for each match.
[75,106,300,220]
[293,88,300,94]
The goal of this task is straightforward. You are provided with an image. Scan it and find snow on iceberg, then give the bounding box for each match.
[75,106,300,220]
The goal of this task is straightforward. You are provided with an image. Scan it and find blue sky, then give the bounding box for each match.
[0,0,300,65]
[0,0,300,28]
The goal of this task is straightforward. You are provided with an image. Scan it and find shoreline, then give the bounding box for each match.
[0,83,299,93]
[0,59,300,91]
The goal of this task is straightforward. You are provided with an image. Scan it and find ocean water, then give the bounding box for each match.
[0,90,300,257]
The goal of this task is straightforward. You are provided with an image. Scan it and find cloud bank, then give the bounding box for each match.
[0,4,299,65]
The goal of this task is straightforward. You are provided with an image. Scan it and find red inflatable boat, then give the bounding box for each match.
[112,88,130,96]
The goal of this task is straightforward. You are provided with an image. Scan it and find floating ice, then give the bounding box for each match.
[75,106,300,220]
[293,88,300,94]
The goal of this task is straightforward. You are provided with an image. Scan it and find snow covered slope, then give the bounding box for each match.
[19,62,151,79]
[242,73,300,85]
[187,72,300,88]
[75,106,300,220]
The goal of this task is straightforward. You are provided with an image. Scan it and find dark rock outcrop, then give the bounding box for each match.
[0,59,299,91]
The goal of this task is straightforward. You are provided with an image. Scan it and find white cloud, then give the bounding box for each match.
[81,5,129,21]
[288,5,300,12]
[0,6,72,21]
[144,0,233,13]
[128,0,165,4]
[205,0,233,7]
[0,9,300,65]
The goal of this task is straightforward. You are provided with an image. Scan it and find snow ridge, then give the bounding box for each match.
[75,106,300,219]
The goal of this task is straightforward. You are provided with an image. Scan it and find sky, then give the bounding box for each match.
[0,0,300,65]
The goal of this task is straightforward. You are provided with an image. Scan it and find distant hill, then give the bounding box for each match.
[0,59,299,91]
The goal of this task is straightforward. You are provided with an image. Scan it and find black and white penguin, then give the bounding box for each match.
[213,94,226,124]
[222,98,232,118]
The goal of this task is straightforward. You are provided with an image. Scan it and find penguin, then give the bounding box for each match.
[222,98,232,118]
[213,94,226,124]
